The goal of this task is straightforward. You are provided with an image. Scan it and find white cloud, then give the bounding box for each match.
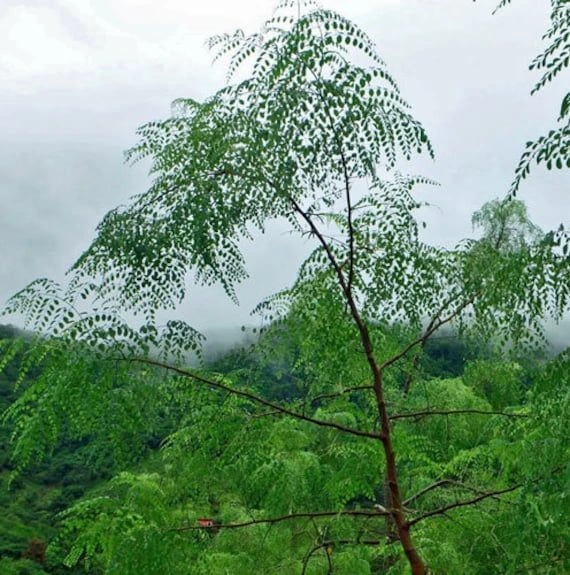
[0,0,281,95]
[0,0,567,333]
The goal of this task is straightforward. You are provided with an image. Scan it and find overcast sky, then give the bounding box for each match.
[0,0,567,341]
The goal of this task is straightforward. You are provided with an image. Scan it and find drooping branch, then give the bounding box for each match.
[390,409,529,421]
[404,479,508,507]
[407,466,565,527]
[128,357,381,439]
[406,484,522,528]
[170,509,389,532]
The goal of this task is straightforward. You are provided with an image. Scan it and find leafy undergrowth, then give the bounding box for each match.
[1,323,568,574]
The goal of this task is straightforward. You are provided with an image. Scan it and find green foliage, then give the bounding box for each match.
[1,340,171,472]
[471,199,542,252]
[49,395,386,573]
[490,0,570,195]
[407,378,494,452]
[0,328,113,575]
[0,558,49,575]
[460,199,569,349]
[60,3,432,320]
[463,359,524,409]
[41,346,568,573]
[2,319,570,572]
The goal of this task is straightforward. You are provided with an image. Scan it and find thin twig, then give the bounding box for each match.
[380,292,479,373]
[128,357,380,439]
[404,479,506,507]
[171,509,389,532]
[390,409,529,421]
[390,220,510,382]
[407,484,522,528]
[407,466,565,528]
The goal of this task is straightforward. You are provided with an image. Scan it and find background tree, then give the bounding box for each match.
[1,1,569,573]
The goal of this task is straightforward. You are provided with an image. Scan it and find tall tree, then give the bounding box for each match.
[2,1,568,573]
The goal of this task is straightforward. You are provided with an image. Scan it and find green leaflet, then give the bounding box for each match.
[490,1,570,195]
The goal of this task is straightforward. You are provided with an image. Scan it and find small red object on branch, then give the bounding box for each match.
[197,518,216,527]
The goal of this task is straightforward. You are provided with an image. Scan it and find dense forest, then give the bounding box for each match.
[0,322,568,573]
[1,1,569,573]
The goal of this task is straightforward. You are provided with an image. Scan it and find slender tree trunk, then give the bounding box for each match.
[348,307,427,575]
[372,368,426,575]
[291,191,427,573]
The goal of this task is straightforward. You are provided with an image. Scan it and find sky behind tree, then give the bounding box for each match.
[1,0,567,339]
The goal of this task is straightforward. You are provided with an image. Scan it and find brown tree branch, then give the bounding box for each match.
[303,540,333,575]
[310,384,374,404]
[263,155,426,571]
[404,479,506,507]
[290,197,349,293]
[383,228,510,386]
[407,466,564,528]
[128,357,381,439]
[171,509,390,532]
[379,291,479,373]
[390,409,529,421]
[289,197,427,574]
[406,484,522,528]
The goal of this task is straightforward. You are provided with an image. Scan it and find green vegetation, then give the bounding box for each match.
[0,326,107,575]
[1,324,568,573]
[492,0,570,195]
[1,1,568,573]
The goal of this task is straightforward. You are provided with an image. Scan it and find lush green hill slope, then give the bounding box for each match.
[1,323,568,573]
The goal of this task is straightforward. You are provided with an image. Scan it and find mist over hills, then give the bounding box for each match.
[3,318,567,362]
